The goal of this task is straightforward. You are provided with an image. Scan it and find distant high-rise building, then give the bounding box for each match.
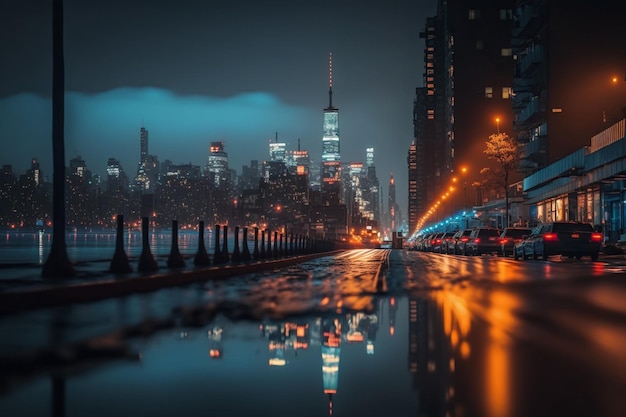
[135,126,158,192]
[366,147,374,168]
[321,53,341,206]
[387,173,399,232]
[286,139,310,176]
[29,158,43,186]
[140,127,148,164]
[106,158,129,192]
[69,155,87,178]
[269,133,287,162]
[206,141,229,187]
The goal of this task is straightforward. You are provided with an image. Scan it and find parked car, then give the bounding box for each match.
[421,233,436,252]
[430,232,446,253]
[499,227,532,257]
[451,229,473,255]
[513,226,541,260]
[439,232,457,254]
[465,227,502,256]
[515,221,602,261]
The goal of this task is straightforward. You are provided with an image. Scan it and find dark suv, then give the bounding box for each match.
[466,227,502,256]
[521,221,602,261]
[499,227,532,257]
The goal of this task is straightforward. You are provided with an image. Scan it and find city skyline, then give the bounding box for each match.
[0,0,438,214]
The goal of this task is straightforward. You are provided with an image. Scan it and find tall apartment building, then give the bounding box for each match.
[409,0,515,233]
[513,1,626,173]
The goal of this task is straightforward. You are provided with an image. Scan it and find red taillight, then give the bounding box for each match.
[591,233,603,242]
[461,237,469,242]
[543,233,558,241]
[500,238,509,244]
[474,238,481,244]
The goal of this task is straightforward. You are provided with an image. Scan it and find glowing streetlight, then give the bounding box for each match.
[495,117,501,134]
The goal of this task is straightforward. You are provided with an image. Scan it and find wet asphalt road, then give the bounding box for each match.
[1,249,625,417]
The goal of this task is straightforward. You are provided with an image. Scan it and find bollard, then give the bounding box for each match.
[241,227,251,262]
[231,226,241,263]
[213,224,223,265]
[260,230,266,259]
[253,227,260,260]
[273,231,279,257]
[138,216,158,272]
[279,233,284,257]
[222,225,230,263]
[167,220,186,268]
[109,214,132,273]
[289,233,294,256]
[194,221,211,266]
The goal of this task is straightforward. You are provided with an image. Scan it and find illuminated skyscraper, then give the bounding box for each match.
[135,126,158,192]
[30,158,42,186]
[321,53,341,206]
[206,141,229,187]
[387,173,399,232]
[269,132,287,162]
[140,127,148,165]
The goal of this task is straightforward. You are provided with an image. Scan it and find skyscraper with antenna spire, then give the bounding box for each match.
[321,52,341,206]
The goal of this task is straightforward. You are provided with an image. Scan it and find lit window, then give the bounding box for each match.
[502,87,512,99]
[501,48,512,57]
[468,9,477,20]
[476,40,483,50]
[485,87,493,99]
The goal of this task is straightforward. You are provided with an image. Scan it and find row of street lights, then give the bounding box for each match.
[414,166,470,234]
[413,115,508,236]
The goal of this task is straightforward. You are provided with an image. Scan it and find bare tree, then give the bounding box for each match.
[42,0,75,277]
[481,133,522,228]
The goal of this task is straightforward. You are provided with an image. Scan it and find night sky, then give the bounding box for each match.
[0,0,437,214]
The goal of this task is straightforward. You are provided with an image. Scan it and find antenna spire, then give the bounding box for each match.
[328,52,333,108]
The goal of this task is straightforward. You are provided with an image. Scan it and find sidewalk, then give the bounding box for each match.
[0,251,342,315]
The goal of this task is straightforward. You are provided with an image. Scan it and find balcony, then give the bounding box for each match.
[519,44,544,76]
[513,3,544,39]
[515,96,545,128]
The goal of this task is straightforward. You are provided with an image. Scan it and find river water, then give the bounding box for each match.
[1,230,244,265]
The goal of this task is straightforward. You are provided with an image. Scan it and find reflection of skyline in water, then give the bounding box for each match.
[3,296,455,417]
